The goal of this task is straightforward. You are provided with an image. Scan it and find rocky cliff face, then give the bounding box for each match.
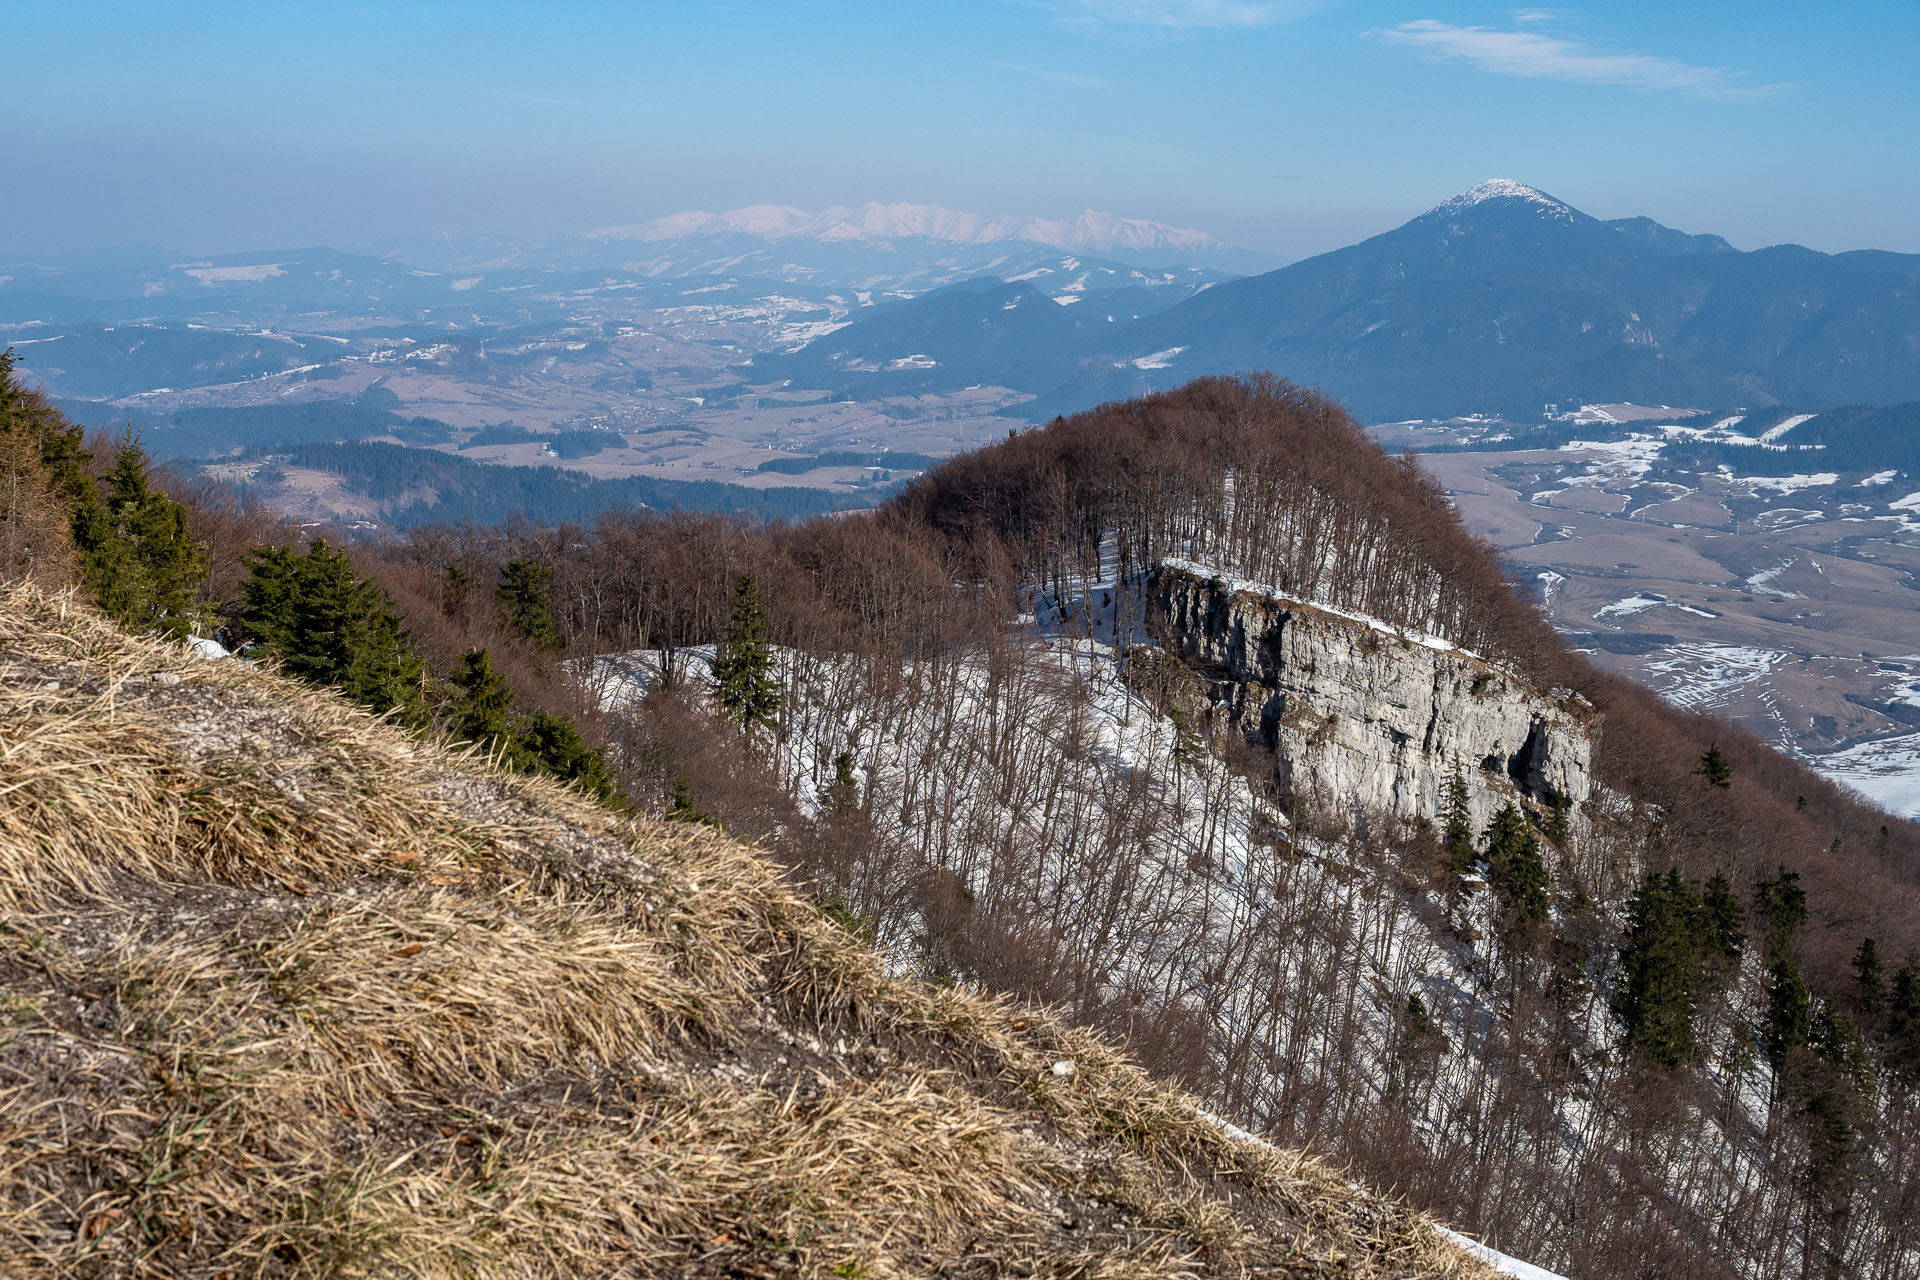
[1139,562,1598,832]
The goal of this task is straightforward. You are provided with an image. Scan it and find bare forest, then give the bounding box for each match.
[12,366,1920,1278]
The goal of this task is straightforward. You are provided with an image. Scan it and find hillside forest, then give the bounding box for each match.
[7,353,1920,1279]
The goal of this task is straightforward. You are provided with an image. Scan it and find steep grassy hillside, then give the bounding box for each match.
[0,585,1496,1279]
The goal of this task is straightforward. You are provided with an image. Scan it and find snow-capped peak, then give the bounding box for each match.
[1429,179,1578,220]
[586,202,1232,257]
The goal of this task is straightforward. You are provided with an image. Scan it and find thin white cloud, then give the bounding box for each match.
[1052,1,1323,29]
[989,60,1113,90]
[1379,19,1778,99]
[1510,8,1566,24]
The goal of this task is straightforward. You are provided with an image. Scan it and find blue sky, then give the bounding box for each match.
[7,1,1916,259]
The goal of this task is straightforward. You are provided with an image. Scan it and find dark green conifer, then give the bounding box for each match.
[1699,742,1733,788]
[1764,957,1812,1068]
[447,649,524,762]
[1889,958,1920,1079]
[76,435,208,639]
[1698,869,1746,964]
[667,778,722,829]
[517,710,619,804]
[1483,803,1549,925]
[822,749,860,813]
[0,351,78,584]
[1544,788,1573,847]
[1811,1003,1873,1090]
[240,539,425,724]
[1754,865,1809,962]
[497,558,562,652]
[711,573,782,735]
[1442,758,1474,872]
[1853,937,1884,1018]
[1613,868,1703,1069]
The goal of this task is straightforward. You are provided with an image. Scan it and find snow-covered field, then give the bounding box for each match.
[1814,733,1920,819]
[1642,642,1788,709]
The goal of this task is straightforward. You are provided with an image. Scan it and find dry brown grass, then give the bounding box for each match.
[0,582,1499,1278]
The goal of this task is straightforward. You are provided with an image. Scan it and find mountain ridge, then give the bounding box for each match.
[761,179,1920,421]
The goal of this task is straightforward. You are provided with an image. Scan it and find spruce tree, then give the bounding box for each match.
[667,778,722,829]
[1889,958,1920,1080]
[1544,788,1573,847]
[1442,758,1474,872]
[240,539,425,724]
[1483,803,1549,925]
[497,558,562,652]
[517,710,619,804]
[821,749,860,813]
[75,435,208,639]
[1698,869,1747,965]
[711,573,782,735]
[1614,868,1703,1069]
[1699,742,1733,788]
[1764,957,1812,1068]
[447,649,524,762]
[1853,937,1884,1018]
[1755,865,1809,962]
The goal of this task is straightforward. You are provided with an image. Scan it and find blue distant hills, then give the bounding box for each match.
[757,180,1920,423]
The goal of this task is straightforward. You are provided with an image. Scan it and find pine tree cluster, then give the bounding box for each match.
[1612,867,1745,1069]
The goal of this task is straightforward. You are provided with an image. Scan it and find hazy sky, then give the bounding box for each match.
[8,1,1916,260]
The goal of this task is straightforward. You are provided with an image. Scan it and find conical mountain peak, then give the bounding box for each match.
[1427,179,1579,221]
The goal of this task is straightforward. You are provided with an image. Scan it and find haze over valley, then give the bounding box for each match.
[11,184,1919,812]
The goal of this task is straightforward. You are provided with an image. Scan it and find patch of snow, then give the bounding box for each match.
[1557,436,1665,484]
[1131,346,1187,371]
[184,263,285,285]
[1811,734,1920,820]
[1594,593,1665,620]
[1859,470,1898,486]
[1161,557,1474,659]
[1430,179,1576,222]
[1743,556,1802,598]
[1735,472,1837,494]
[1756,412,1817,444]
[1643,642,1788,710]
[1440,1230,1568,1280]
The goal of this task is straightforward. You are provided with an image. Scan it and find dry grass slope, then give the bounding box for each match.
[0,584,1498,1279]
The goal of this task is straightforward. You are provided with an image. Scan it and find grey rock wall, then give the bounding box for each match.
[1140,563,1598,832]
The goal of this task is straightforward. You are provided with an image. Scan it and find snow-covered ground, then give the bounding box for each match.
[1813,733,1920,819]
[1442,1228,1569,1280]
[1642,642,1788,709]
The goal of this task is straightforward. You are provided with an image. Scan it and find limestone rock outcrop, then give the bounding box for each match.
[1138,562,1598,831]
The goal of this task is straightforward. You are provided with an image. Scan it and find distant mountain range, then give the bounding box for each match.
[582,201,1236,257]
[359,200,1273,283]
[760,180,1920,422]
[0,201,1257,337]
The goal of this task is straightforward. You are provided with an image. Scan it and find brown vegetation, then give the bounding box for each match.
[0,582,1496,1278]
[15,361,1920,1277]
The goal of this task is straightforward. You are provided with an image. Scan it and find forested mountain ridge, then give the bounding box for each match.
[9,356,1920,1277]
